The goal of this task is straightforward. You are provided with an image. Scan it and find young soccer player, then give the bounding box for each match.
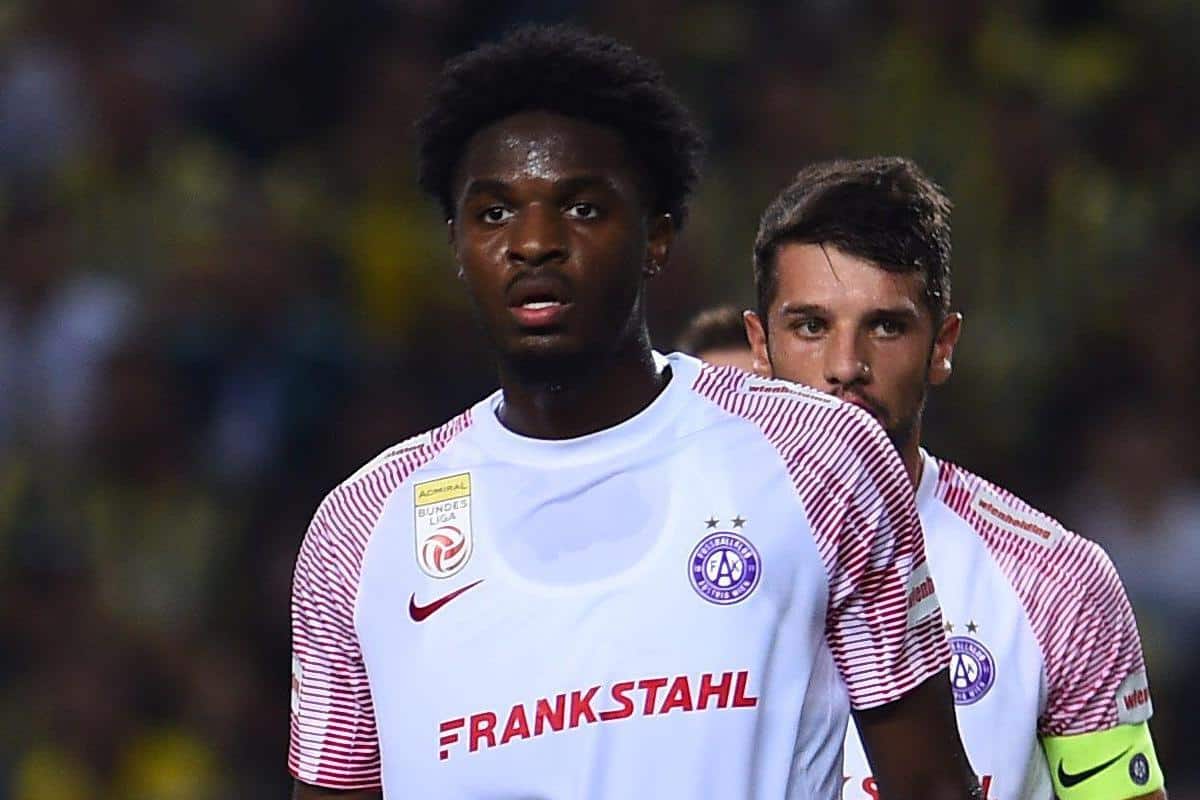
[743,157,1165,800]
[289,30,978,799]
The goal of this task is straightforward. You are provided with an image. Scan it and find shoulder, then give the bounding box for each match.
[330,410,473,509]
[687,357,842,419]
[302,410,475,568]
[687,360,893,502]
[930,458,1125,615]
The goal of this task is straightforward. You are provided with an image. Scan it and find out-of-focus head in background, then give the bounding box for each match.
[675,304,754,371]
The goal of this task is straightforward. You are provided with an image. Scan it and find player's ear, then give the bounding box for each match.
[928,311,962,386]
[643,213,674,279]
[743,310,774,378]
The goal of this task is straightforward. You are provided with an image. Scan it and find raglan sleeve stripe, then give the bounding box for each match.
[1036,539,1152,735]
[809,410,950,710]
[289,500,382,789]
[687,367,949,710]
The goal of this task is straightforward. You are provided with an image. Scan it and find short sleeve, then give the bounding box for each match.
[819,419,949,710]
[289,501,382,789]
[1037,541,1152,736]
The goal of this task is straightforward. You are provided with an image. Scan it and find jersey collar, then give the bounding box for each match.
[472,351,696,466]
[915,447,940,515]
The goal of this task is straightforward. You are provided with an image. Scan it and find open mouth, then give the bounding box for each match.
[510,300,571,328]
[507,277,573,328]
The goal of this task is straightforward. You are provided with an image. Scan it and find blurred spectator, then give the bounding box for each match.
[77,337,233,639]
[0,26,90,183]
[155,196,354,484]
[1065,406,1200,645]
[1062,404,1200,793]
[0,202,136,454]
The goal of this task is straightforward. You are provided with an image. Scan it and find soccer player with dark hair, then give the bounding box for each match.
[676,304,756,370]
[289,29,978,799]
[744,157,1166,800]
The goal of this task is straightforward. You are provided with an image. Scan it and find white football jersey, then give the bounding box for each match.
[842,451,1153,800]
[290,353,949,798]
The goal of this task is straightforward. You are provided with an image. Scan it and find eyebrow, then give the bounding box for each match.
[866,305,921,319]
[778,302,920,319]
[555,175,621,196]
[778,303,830,317]
[461,174,621,202]
[461,178,513,202]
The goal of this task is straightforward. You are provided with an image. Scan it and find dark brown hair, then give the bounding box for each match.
[754,157,952,323]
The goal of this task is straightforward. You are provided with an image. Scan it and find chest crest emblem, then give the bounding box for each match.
[414,473,474,579]
[690,516,761,605]
[946,620,995,704]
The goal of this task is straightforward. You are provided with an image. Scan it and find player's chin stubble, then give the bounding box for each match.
[884,385,930,453]
[504,347,596,391]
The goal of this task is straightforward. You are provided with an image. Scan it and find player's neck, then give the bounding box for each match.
[904,445,923,488]
[496,339,668,440]
[899,426,923,488]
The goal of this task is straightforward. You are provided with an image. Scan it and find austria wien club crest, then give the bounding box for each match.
[690,524,761,605]
[948,635,995,704]
[414,473,474,579]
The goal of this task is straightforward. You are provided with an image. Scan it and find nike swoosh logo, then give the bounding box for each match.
[409,579,484,622]
[1057,746,1132,788]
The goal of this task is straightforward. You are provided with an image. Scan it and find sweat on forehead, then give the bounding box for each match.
[454,112,642,195]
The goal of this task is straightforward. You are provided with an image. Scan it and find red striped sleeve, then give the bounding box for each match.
[933,460,1152,734]
[289,413,472,789]
[693,365,949,710]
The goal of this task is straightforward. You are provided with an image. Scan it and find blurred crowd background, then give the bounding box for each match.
[1,0,1198,797]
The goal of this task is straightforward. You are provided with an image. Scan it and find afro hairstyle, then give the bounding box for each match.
[416,24,704,226]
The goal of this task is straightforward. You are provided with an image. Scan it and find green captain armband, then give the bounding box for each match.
[1043,722,1163,800]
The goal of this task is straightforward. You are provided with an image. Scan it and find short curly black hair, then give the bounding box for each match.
[754,157,953,323]
[416,24,704,225]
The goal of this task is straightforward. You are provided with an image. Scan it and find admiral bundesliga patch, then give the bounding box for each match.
[414,473,474,579]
